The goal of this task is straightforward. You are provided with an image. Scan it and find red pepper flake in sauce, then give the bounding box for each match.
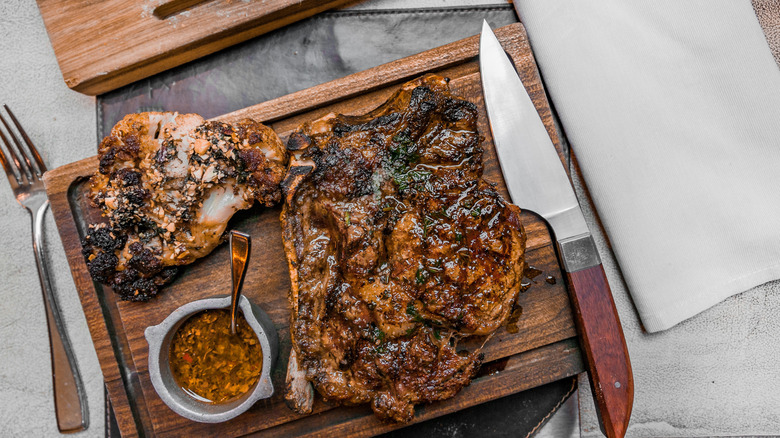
[169,309,262,403]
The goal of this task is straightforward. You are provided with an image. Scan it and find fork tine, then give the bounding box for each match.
[4,105,46,174]
[0,129,22,189]
[0,109,33,181]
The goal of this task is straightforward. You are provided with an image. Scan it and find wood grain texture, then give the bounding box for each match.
[43,23,584,437]
[566,265,633,438]
[35,0,359,95]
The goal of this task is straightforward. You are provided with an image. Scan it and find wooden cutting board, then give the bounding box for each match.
[43,23,584,437]
[35,0,359,95]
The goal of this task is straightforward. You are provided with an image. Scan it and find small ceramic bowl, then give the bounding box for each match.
[145,295,278,423]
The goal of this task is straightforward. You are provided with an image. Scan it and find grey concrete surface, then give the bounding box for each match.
[0,2,102,437]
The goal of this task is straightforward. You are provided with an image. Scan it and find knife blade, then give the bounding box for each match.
[479,21,633,438]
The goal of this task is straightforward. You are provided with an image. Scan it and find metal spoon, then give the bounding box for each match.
[229,230,251,335]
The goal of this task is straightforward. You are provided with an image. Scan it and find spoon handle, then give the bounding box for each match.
[229,230,251,334]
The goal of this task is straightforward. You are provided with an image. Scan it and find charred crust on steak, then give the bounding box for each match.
[281,163,314,205]
[281,74,527,422]
[286,132,313,151]
[83,112,288,301]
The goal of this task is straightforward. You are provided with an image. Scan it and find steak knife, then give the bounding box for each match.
[479,21,633,438]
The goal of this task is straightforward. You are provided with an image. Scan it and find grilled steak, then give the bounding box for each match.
[83,112,287,301]
[282,75,527,422]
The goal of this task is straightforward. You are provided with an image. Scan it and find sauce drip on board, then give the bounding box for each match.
[505,306,523,334]
[169,309,262,403]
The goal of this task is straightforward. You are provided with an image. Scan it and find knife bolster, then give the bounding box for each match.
[557,233,601,272]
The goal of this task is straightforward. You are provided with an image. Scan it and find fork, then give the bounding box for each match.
[0,105,88,433]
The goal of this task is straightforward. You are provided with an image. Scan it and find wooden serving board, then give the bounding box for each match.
[35,0,359,95]
[43,23,584,437]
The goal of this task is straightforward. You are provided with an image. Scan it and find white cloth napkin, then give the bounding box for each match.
[514,0,780,332]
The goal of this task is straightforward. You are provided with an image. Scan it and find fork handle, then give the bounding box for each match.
[31,201,89,433]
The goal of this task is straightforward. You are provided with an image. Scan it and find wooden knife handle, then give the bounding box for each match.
[566,264,633,438]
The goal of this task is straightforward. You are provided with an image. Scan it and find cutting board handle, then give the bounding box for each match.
[153,0,213,19]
